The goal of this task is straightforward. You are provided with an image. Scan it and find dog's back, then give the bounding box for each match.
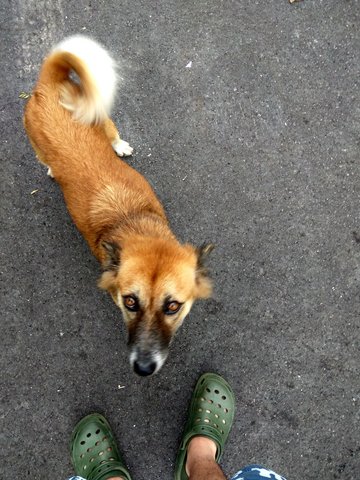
[24,36,166,258]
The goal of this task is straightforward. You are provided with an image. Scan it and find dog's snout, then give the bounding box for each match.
[129,333,168,376]
[133,360,157,376]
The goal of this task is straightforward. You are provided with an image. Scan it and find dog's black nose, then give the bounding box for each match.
[133,360,157,376]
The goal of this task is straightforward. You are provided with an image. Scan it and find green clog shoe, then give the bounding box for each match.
[174,373,235,480]
[70,413,132,480]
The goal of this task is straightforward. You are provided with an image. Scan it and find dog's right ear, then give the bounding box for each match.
[98,241,121,295]
[101,241,121,271]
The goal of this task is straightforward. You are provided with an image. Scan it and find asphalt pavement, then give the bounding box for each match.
[1,1,359,479]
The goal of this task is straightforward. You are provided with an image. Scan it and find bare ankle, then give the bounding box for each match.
[185,436,218,476]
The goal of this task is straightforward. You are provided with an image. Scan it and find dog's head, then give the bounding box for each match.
[98,237,213,376]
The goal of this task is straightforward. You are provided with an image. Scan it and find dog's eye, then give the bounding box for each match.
[164,301,182,315]
[123,295,139,312]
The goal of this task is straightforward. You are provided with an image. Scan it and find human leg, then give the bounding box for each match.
[185,436,226,480]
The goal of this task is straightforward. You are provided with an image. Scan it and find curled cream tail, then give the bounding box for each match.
[50,35,117,124]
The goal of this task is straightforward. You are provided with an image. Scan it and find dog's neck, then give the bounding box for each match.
[113,211,174,241]
[96,210,177,265]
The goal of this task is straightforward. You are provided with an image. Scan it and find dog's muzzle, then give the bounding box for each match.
[129,347,167,376]
[128,321,171,376]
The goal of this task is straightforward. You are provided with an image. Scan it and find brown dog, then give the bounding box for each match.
[24,36,213,376]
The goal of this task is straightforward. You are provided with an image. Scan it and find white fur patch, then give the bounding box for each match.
[116,291,123,307]
[153,351,167,373]
[52,35,117,123]
[112,139,134,157]
[129,350,137,368]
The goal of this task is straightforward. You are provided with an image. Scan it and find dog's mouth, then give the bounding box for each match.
[129,348,168,376]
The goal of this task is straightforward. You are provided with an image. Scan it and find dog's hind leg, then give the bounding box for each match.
[103,117,133,157]
[24,113,55,177]
[28,138,54,178]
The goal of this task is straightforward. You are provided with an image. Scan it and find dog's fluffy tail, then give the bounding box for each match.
[38,35,117,124]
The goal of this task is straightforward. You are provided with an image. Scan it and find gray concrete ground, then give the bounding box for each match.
[1,0,359,479]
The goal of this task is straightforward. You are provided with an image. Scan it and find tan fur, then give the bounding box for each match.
[24,44,213,374]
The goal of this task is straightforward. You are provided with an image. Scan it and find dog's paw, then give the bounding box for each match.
[47,167,54,178]
[112,139,134,157]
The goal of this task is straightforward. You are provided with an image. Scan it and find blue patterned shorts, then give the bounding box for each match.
[231,464,287,480]
[67,464,287,480]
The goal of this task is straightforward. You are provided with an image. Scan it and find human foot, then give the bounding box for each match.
[70,413,132,480]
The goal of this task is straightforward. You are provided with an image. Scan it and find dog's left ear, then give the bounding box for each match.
[195,243,215,298]
[101,241,121,271]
